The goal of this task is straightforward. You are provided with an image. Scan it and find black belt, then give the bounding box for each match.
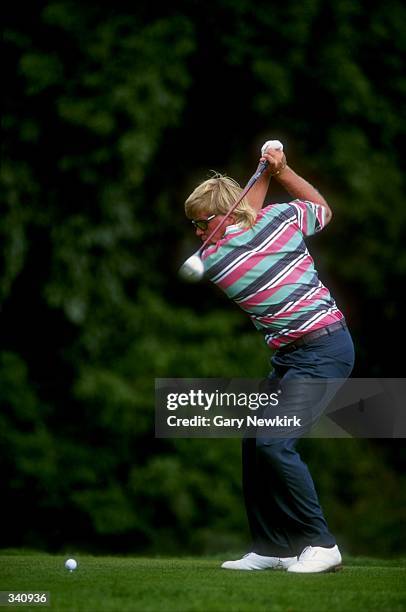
[275,319,347,355]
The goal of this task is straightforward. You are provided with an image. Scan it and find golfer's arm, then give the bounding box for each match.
[246,172,272,213]
[275,166,333,223]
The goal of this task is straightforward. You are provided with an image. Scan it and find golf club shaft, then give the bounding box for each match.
[198,160,269,253]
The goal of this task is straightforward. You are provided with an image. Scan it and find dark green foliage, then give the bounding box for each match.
[1,1,405,554]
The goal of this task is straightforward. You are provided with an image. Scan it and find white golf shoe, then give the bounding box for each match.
[287,545,342,573]
[221,552,297,570]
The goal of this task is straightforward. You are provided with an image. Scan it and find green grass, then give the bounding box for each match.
[0,552,405,611]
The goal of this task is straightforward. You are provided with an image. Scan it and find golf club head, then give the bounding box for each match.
[178,253,205,282]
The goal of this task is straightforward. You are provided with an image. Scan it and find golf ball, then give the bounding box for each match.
[65,558,78,571]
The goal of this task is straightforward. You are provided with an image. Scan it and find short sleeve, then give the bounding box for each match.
[290,199,327,236]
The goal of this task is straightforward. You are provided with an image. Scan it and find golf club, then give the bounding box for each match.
[178,159,270,282]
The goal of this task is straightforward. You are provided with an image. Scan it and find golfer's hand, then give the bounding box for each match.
[260,149,287,176]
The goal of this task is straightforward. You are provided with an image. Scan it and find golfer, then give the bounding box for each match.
[184,143,355,573]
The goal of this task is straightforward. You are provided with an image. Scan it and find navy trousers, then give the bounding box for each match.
[242,326,355,557]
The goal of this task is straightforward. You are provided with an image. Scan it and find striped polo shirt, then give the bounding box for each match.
[202,200,344,349]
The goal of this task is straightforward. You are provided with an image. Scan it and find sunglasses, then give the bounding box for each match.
[191,214,217,231]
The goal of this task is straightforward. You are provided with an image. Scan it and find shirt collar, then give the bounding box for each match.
[224,223,242,235]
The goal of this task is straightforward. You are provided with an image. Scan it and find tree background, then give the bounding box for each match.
[1,0,405,556]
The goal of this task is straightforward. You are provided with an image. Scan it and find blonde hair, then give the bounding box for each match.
[184,172,257,229]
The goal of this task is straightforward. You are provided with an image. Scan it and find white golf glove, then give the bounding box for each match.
[261,140,284,156]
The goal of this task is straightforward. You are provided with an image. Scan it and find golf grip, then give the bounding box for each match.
[198,160,269,253]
